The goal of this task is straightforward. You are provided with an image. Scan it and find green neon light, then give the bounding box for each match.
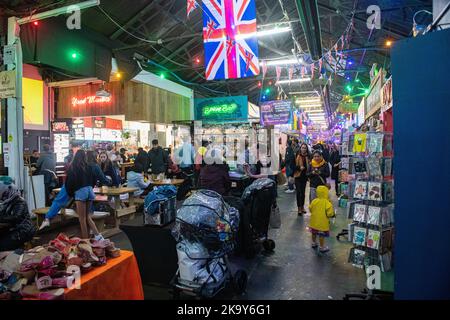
[202,103,238,117]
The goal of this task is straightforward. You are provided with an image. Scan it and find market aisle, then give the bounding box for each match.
[241,184,366,300]
[111,183,366,300]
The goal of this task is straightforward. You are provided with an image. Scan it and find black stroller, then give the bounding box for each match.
[238,178,277,257]
[171,189,247,299]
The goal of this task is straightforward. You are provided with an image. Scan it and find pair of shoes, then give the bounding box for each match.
[20,284,64,300]
[285,189,295,194]
[311,243,318,249]
[319,247,330,253]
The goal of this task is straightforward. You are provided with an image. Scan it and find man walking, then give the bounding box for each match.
[148,139,168,180]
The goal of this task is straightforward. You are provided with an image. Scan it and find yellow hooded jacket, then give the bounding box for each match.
[308,186,335,232]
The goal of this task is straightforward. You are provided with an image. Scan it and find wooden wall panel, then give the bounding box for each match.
[125,82,191,123]
[56,81,125,118]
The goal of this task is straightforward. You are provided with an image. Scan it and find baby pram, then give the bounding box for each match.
[171,189,247,299]
[240,178,277,256]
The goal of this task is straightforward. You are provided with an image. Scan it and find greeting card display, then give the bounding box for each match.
[368,182,382,201]
[348,222,357,242]
[383,157,393,177]
[353,133,367,153]
[353,204,367,223]
[367,157,382,177]
[349,248,366,268]
[381,229,393,252]
[353,181,368,199]
[383,134,393,154]
[383,181,394,202]
[367,133,384,154]
[367,206,381,225]
[341,142,349,156]
[353,227,367,246]
[367,230,381,249]
[353,159,367,173]
[380,252,392,272]
[341,158,350,170]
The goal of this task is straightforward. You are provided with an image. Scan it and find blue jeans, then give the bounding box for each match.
[74,186,95,201]
[45,185,70,220]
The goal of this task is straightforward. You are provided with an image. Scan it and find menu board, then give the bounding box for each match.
[260,100,292,126]
[54,133,70,163]
[72,118,85,140]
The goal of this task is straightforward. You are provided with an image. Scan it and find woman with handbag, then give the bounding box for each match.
[306,150,330,202]
[294,143,311,216]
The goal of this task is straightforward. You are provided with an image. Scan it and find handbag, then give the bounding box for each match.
[318,175,332,190]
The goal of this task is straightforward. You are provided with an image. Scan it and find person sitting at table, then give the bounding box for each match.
[119,148,128,163]
[126,163,152,197]
[98,151,121,187]
[0,178,36,251]
[199,149,231,196]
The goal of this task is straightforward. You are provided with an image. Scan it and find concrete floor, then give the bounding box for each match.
[111,183,367,300]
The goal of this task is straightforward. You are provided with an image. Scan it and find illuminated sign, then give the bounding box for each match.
[202,103,238,117]
[71,95,112,107]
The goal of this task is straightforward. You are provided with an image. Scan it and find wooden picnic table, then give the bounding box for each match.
[149,179,185,186]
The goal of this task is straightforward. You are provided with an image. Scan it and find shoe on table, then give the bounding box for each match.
[39,219,50,231]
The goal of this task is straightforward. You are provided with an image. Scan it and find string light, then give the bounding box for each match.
[385,40,393,47]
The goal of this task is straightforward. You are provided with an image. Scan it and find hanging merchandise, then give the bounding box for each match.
[310,64,315,80]
[353,133,367,153]
[301,66,305,78]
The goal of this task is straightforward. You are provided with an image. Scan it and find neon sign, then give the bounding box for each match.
[202,103,238,117]
[71,95,112,107]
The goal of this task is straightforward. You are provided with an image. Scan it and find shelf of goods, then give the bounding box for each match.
[337,131,394,273]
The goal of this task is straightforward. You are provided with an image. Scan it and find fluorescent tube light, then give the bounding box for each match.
[276,78,311,85]
[17,0,100,24]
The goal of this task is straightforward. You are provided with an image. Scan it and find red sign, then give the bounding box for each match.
[71,95,112,107]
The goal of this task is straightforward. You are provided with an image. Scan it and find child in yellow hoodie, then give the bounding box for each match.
[308,185,335,253]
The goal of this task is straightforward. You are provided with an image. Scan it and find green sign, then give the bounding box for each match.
[202,103,238,117]
[194,96,248,122]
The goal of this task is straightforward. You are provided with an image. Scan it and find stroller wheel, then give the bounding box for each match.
[263,239,275,251]
[233,270,248,295]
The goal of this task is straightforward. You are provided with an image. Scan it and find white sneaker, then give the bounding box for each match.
[39,219,50,231]
[285,189,295,194]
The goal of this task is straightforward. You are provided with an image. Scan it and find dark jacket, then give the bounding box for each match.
[0,194,35,244]
[284,146,296,177]
[36,152,56,174]
[148,146,168,175]
[88,163,112,187]
[199,164,231,196]
[295,153,310,181]
[135,151,150,172]
[101,162,121,187]
[329,150,341,180]
[307,162,330,188]
[65,166,95,197]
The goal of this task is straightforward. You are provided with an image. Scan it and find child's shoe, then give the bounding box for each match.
[311,243,318,249]
[319,246,330,253]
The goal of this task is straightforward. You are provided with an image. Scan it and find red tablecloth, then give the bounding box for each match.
[64,250,144,300]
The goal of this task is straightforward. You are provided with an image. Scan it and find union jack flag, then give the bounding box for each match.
[187,0,199,18]
[202,0,259,80]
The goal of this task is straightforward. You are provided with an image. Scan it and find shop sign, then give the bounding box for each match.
[71,95,112,107]
[338,102,359,113]
[194,96,248,122]
[366,70,383,117]
[0,70,16,99]
[52,120,70,132]
[260,100,292,126]
[381,77,393,113]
